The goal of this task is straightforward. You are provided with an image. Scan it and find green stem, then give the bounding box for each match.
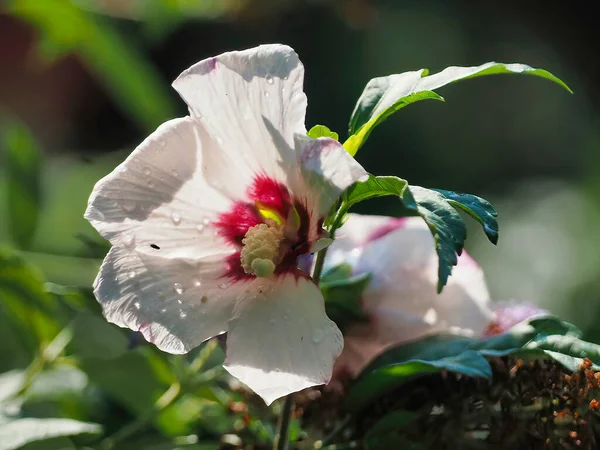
[273,394,295,450]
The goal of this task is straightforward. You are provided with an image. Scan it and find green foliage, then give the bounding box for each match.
[2,121,42,249]
[307,124,339,141]
[0,418,102,450]
[346,316,599,412]
[321,264,371,333]
[409,186,467,291]
[6,0,178,132]
[432,189,499,244]
[346,62,572,155]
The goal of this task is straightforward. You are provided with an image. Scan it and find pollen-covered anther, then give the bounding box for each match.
[240,221,284,277]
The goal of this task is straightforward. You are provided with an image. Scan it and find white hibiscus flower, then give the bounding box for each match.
[326,214,493,381]
[84,44,367,405]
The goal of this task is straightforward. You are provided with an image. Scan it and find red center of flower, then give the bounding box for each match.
[214,174,315,281]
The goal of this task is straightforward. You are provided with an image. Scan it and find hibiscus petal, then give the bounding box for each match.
[85,117,235,260]
[172,44,307,199]
[224,274,343,405]
[292,135,368,242]
[94,246,245,354]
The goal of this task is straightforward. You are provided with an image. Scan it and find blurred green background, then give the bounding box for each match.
[0,0,598,448]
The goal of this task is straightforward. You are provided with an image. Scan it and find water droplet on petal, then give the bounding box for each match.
[218,282,228,289]
[203,218,210,225]
[122,234,135,248]
[196,224,204,232]
[171,213,181,225]
[143,167,151,176]
[171,169,178,177]
[215,136,223,144]
[122,199,136,212]
[128,271,136,279]
[193,279,201,287]
[264,91,270,98]
[134,302,141,310]
[147,180,155,188]
[312,329,324,343]
[266,75,274,84]
[180,311,187,319]
[173,283,184,294]
[177,299,183,305]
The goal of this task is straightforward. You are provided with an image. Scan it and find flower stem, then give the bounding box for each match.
[273,395,295,450]
[311,245,328,283]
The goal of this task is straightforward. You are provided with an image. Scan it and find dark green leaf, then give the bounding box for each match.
[333,175,418,229]
[347,351,491,413]
[433,189,499,244]
[321,270,371,333]
[347,62,571,155]
[2,121,42,249]
[409,186,466,292]
[0,418,102,450]
[307,125,339,141]
[364,411,425,450]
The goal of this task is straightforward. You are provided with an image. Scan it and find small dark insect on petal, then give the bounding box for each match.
[150,244,160,250]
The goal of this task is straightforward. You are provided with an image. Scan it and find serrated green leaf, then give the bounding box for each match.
[409,186,466,292]
[433,189,499,244]
[347,62,571,155]
[321,271,371,333]
[332,175,418,229]
[347,351,491,412]
[347,316,589,412]
[7,0,177,132]
[307,125,339,141]
[0,418,102,450]
[2,121,42,249]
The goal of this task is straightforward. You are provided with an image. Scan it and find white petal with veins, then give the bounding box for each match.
[85,117,234,260]
[224,274,343,405]
[173,44,306,199]
[94,246,244,353]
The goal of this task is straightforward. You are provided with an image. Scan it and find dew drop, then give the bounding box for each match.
[122,199,136,212]
[122,234,135,248]
[128,271,136,279]
[134,302,141,310]
[203,218,210,225]
[143,167,151,176]
[147,180,155,188]
[312,329,324,343]
[173,283,184,294]
[193,279,202,287]
[160,308,167,313]
[171,212,181,225]
[177,299,183,305]
[266,75,274,84]
[171,169,178,177]
[180,311,187,319]
[264,91,270,98]
[218,282,228,289]
[216,136,223,144]
[196,223,204,232]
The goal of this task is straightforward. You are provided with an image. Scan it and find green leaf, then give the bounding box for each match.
[321,269,371,333]
[346,62,571,155]
[0,418,102,450]
[364,411,425,450]
[69,313,129,361]
[7,0,177,132]
[346,316,588,412]
[2,121,43,249]
[409,186,466,292]
[347,351,491,413]
[333,175,418,229]
[433,189,499,244]
[307,125,339,141]
[345,89,443,155]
